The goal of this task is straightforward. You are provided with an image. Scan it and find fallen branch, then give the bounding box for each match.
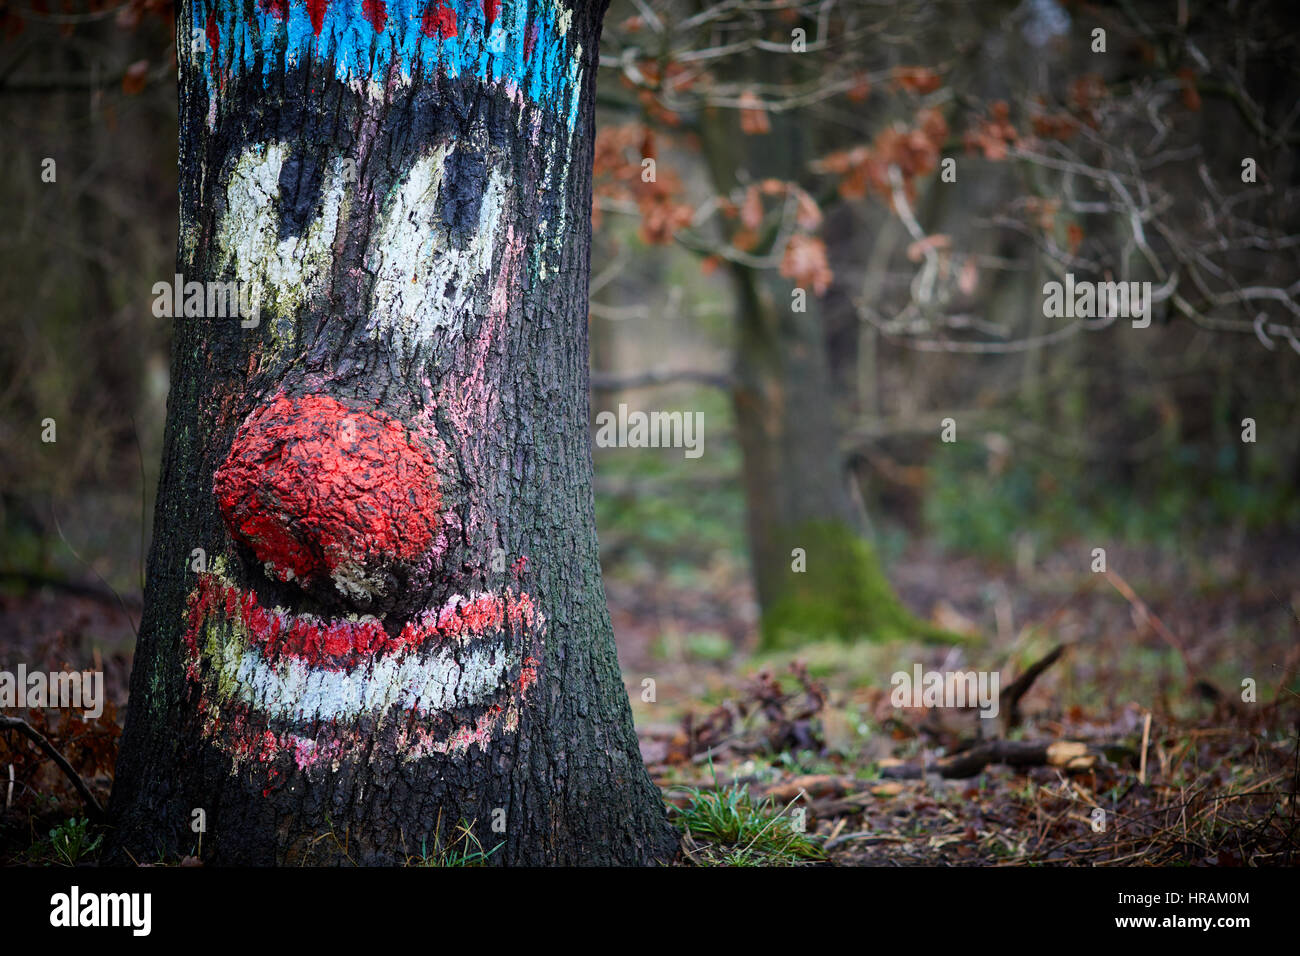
[823,831,908,851]
[879,739,1098,780]
[0,569,142,609]
[0,716,105,822]
[1000,643,1067,732]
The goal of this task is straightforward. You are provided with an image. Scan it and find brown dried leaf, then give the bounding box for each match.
[738,90,771,135]
[780,234,833,295]
[121,60,149,95]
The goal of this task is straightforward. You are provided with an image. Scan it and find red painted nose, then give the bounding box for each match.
[214,393,441,594]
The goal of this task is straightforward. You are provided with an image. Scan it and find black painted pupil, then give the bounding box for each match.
[277,151,325,241]
[273,144,488,247]
[440,146,488,245]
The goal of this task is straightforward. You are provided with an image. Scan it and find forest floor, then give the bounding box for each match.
[614,533,1300,866]
[1,534,1297,866]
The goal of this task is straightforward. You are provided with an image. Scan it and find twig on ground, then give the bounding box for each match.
[880,739,1098,780]
[0,716,105,822]
[1000,643,1068,732]
[1104,568,1196,684]
[1138,711,1152,785]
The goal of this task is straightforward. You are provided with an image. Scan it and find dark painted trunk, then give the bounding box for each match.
[108,0,677,866]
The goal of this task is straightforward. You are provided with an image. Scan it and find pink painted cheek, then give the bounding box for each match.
[213,393,442,587]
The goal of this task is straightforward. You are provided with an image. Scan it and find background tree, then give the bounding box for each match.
[593,1,965,649]
[107,0,678,866]
[588,0,1300,648]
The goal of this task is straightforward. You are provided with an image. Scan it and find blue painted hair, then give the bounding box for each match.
[194,1,585,131]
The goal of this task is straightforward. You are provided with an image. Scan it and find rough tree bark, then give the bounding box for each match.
[108,0,678,866]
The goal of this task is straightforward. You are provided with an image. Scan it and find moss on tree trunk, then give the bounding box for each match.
[729,267,959,650]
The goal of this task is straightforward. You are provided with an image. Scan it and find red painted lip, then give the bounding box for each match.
[187,572,539,672]
[214,393,442,591]
[183,570,543,774]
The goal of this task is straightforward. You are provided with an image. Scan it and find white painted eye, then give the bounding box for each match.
[365,145,508,361]
[215,142,348,318]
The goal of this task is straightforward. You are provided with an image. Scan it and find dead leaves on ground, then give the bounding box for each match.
[642,662,1300,866]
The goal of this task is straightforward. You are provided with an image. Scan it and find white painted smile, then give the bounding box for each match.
[183,570,542,767]
[212,622,515,724]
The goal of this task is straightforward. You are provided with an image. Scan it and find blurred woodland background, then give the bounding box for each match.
[1,0,1298,865]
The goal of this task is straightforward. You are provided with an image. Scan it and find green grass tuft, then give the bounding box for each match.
[30,817,103,866]
[668,771,825,866]
[408,819,503,867]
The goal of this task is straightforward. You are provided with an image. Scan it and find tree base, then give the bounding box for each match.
[759,520,975,650]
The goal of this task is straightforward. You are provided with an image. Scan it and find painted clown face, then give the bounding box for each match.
[181,0,587,777]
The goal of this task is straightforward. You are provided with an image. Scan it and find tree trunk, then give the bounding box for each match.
[108,0,677,866]
[696,109,953,651]
[728,264,953,648]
